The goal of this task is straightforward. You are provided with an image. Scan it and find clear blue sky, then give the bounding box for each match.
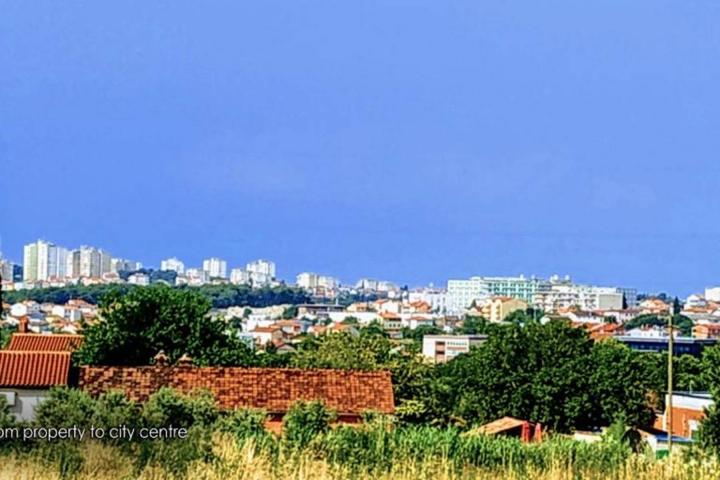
[1,1,719,295]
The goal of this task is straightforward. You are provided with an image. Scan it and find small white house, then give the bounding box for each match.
[0,350,72,422]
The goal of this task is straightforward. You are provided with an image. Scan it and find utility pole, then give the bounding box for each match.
[667,309,674,456]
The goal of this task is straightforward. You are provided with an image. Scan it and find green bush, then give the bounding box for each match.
[218,408,268,441]
[282,400,336,449]
[91,390,139,445]
[0,395,13,428]
[141,388,218,429]
[34,387,98,430]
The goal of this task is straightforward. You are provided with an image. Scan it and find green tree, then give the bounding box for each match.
[456,316,492,334]
[283,400,336,449]
[0,326,14,349]
[504,309,542,325]
[588,340,656,428]
[282,305,299,319]
[401,324,442,347]
[75,285,255,366]
[291,332,392,370]
[435,321,598,431]
[624,314,693,336]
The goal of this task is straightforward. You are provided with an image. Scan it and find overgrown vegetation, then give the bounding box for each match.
[3,387,714,479]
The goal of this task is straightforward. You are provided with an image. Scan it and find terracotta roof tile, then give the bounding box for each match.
[7,334,84,352]
[0,351,72,387]
[80,367,394,415]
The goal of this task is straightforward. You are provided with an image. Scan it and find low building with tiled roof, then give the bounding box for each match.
[6,333,84,352]
[80,366,394,431]
[0,351,72,421]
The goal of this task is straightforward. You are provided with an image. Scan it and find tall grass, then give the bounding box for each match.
[1,436,719,480]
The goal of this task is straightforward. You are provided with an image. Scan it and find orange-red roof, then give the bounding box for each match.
[80,367,394,415]
[0,351,72,387]
[7,333,84,352]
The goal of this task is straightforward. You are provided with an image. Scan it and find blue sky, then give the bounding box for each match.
[1,1,719,295]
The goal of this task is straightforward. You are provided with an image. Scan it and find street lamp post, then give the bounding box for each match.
[667,309,674,457]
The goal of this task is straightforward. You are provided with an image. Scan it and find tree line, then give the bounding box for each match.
[2,283,310,309]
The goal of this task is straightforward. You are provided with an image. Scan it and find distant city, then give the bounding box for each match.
[4,238,720,320]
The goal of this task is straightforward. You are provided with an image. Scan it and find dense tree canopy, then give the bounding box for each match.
[432,322,659,432]
[624,314,693,336]
[3,283,310,309]
[75,285,255,366]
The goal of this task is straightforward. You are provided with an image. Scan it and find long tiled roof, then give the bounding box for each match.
[80,367,395,415]
[7,333,84,352]
[0,351,72,387]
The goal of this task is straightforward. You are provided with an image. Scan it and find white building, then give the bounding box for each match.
[128,272,150,286]
[422,335,487,363]
[186,268,209,286]
[111,257,142,273]
[408,289,448,313]
[1,258,14,283]
[706,287,720,303]
[160,257,185,274]
[230,268,251,285]
[203,257,227,279]
[297,272,340,292]
[297,272,319,289]
[355,278,398,292]
[23,240,68,282]
[446,277,489,313]
[533,284,623,312]
[246,259,276,285]
[73,245,113,278]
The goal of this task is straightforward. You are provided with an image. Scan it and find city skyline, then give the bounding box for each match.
[2,235,715,299]
[3,2,720,297]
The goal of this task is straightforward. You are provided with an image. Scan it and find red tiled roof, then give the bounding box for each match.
[0,351,72,387]
[80,367,395,415]
[7,333,84,352]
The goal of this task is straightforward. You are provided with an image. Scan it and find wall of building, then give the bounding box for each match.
[0,389,50,422]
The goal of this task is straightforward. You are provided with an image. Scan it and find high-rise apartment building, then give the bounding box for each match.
[247,259,275,278]
[111,258,142,273]
[160,257,185,274]
[79,246,99,277]
[66,249,81,278]
[230,268,251,285]
[0,258,14,283]
[202,257,227,279]
[23,242,38,282]
[296,272,338,290]
[23,240,67,281]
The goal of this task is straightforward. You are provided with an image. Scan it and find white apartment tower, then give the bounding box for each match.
[23,240,68,281]
[202,257,227,279]
[161,257,185,274]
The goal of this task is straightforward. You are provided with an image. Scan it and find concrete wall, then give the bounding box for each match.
[0,389,50,422]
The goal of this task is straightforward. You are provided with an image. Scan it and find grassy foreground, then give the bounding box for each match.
[1,436,719,480]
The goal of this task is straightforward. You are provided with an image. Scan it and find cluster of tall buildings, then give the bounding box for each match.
[160,256,277,287]
[446,274,637,314]
[21,240,141,283]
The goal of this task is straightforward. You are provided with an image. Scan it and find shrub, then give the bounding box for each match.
[141,388,218,429]
[217,408,268,442]
[91,390,139,444]
[34,387,97,430]
[282,400,336,449]
[0,396,13,428]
